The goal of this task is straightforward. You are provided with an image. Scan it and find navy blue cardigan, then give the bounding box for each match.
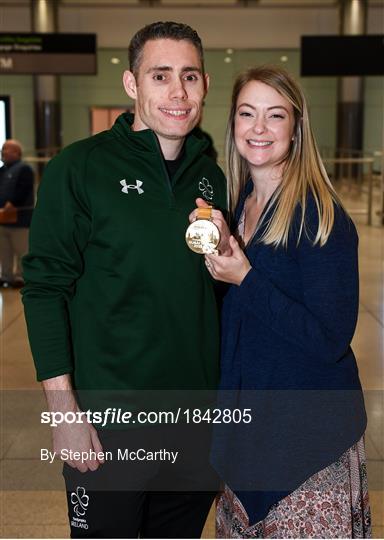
[211,183,367,525]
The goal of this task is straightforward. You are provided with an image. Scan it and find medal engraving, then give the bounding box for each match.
[185,219,220,254]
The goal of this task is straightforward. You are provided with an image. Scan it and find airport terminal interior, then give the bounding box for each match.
[0,0,383,538]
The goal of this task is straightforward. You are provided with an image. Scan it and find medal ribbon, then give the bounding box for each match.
[197,207,212,220]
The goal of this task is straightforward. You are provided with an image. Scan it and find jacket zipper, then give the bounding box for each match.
[151,133,176,206]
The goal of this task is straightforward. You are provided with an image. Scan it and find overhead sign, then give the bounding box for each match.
[0,33,97,75]
[301,35,384,76]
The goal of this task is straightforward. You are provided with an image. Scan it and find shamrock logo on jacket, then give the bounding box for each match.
[199,177,214,201]
[71,486,89,517]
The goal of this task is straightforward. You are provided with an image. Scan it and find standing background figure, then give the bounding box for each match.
[0,139,34,288]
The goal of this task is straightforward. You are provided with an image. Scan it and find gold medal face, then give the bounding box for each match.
[185,219,220,254]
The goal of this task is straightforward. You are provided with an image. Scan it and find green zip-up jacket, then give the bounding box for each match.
[22,113,226,396]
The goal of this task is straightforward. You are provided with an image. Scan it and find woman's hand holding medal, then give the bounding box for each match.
[205,235,252,286]
[187,198,252,286]
[188,198,232,256]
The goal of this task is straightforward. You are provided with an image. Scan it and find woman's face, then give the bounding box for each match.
[234,80,295,176]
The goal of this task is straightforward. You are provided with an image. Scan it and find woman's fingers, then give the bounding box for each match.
[205,255,216,275]
[205,247,251,285]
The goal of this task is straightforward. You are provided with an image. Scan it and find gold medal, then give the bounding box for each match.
[185,207,220,255]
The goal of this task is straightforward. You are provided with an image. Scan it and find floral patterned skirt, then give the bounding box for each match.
[216,436,371,538]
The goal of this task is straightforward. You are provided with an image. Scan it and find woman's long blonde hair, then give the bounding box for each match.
[226,65,342,247]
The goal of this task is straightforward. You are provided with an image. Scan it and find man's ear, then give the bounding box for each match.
[123,70,138,100]
[204,73,210,95]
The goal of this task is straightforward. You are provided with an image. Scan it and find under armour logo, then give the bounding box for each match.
[71,486,89,517]
[120,179,144,195]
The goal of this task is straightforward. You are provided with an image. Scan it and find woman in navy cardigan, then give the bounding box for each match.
[193,66,371,538]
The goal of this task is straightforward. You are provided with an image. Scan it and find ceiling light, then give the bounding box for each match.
[224,57,232,63]
[111,57,120,65]
[280,55,288,62]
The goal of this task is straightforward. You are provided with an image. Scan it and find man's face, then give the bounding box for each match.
[1,142,21,165]
[123,39,209,143]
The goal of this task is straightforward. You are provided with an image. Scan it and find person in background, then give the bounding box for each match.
[191,65,371,538]
[22,21,227,539]
[0,139,34,288]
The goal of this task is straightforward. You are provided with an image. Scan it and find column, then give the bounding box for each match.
[336,0,367,178]
[31,0,61,158]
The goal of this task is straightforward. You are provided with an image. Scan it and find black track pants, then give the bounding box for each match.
[64,487,216,538]
[63,425,219,538]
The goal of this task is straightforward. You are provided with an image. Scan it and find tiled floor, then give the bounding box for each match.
[0,183,383,539]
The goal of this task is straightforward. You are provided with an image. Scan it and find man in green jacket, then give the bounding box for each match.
[22,21,227,538]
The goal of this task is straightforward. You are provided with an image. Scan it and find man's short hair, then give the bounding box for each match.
[128,21,204,76]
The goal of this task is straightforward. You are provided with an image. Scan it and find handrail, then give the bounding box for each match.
[24,156,52,163]
[323,157,375,226]
[323,157,374,164]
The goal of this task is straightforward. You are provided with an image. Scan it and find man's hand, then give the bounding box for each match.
[43,374,104,473]
[204,235,252,286]
[189,198,232,256]
[52,416,104,473]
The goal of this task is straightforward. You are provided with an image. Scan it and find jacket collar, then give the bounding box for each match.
[111,112,208,159]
